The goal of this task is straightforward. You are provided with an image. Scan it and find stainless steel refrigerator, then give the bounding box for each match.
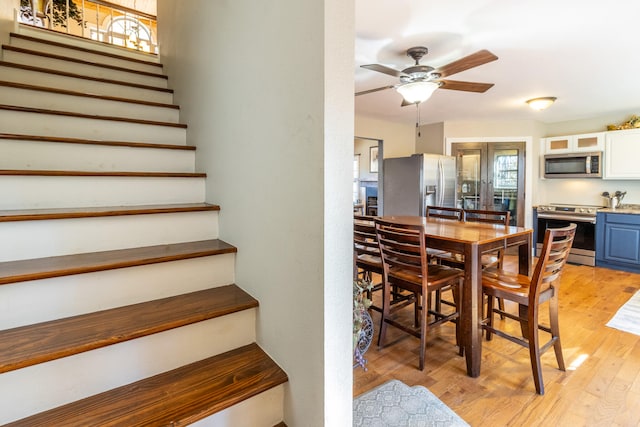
[382,153,457,216]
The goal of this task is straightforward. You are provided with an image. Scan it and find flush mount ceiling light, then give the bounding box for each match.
[526,96,557,111]
[396,81,440,104]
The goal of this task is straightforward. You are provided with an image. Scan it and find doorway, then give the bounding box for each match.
[452,141,525,226]
[354,137,383,215]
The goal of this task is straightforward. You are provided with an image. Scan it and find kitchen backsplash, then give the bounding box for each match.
[536,178,640,206]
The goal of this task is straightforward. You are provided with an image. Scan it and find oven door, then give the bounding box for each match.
[536,214,596,265]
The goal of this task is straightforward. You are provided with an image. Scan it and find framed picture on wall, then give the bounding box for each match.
[370,146,379,173]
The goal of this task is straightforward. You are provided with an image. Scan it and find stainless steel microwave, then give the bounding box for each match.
[543,151,602,178]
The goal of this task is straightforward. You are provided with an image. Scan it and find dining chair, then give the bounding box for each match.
[425,206,464,221]
[482,223,576,395]
[353,215,413,312]
[435,209,511,316]
[375,218,464,370]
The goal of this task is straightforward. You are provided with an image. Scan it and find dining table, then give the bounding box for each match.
[379,215,533,378]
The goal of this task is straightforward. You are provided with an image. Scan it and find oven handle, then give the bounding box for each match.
[537,213,596,224]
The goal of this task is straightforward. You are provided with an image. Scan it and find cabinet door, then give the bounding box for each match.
[603,223,640,264]
[544,133,603,154]
[544,136,572,154]
[604,129,640,179]
[574,133,604,151]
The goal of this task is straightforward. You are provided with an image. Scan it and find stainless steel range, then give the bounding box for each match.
[534,203,604,266]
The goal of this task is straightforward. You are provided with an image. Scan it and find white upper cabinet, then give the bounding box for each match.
[604,129,640,179]
[543,132,605,154]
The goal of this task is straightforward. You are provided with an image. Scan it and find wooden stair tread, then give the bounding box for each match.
[0,169,205,177]
[0,239,237,285]
[0,61,172,93]
[0,285,257,374]
[0,104,187,128]
[0,81,180,109]
[5,343,287,426]
[2,45,168,79]
[10,32,162,68]
[0,133,193,150]
[0,203,220,222]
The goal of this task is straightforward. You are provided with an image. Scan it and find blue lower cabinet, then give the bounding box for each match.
[596,212,640,273]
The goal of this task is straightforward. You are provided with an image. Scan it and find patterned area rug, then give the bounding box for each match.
[353,380,469,427]
[607,290,640,336]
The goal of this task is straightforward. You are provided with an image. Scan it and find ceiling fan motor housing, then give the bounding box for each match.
[407,46,429,64]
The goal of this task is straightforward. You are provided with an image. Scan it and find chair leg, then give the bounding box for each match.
[526,304,544,395]
[497,297,506,320]
[549,292,566,371]
[485,295,495,341]
[377,279,391,348]
[419,292,427,371]
[453,278,464,356]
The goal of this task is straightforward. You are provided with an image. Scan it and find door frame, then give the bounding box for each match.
[445,136,533,228]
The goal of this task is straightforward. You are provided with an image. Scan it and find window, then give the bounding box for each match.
[494,153,518,189]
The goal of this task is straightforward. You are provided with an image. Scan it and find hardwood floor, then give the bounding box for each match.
[354,257,640,426]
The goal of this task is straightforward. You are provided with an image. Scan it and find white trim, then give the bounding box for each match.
[446,136,533,229]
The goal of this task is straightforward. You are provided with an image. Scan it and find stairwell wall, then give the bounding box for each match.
[0,0,18,45]
[157,1,354,426]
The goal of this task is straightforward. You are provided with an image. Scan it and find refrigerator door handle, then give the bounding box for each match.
[437,159,444,206]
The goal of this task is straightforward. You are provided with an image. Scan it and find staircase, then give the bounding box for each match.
[0,24,287,426]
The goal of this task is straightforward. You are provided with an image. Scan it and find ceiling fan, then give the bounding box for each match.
[356,46,498,105]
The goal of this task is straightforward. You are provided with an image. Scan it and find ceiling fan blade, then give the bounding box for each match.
[438,79,494,93]
[361,64,406,78]
[436,50,498,78]
[355,85,394,96]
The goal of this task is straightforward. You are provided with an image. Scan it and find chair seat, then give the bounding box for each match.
[482,269,554,306]
[388,264,463,291]
[356,253,382,269]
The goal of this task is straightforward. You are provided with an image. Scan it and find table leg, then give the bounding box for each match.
[518,234,532,276]
[463,242,482,377]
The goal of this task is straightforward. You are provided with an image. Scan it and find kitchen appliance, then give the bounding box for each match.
[382,154,456,216]
[534,203,604,266]
[543,151,602,178]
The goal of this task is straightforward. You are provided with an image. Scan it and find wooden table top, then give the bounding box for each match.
[379,215,532,245]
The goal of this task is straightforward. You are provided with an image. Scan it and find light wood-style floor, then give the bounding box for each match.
[354,257,640,426]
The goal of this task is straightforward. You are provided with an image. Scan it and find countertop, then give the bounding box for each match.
[599,204,640,214]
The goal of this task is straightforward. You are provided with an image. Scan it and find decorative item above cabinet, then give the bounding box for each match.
[604,128,640,180]
[543,132,605,154]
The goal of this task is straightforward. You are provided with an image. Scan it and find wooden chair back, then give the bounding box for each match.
[530,223,577,301]
[374,219,428,295]
[425,206,463,221]
[463,209,510,226]
[353,215,382,278]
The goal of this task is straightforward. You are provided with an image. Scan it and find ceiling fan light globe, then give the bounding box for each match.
[397,81,439,104]
[526,97,556,110]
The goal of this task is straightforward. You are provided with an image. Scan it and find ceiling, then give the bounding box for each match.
[355,0,640,126]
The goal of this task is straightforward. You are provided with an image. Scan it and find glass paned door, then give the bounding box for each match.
[453,142,525,226]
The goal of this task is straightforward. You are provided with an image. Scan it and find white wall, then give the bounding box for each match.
[0,0,18,45]
[354,138,378,183]
[157,1,353,425]
[355,114,415,158]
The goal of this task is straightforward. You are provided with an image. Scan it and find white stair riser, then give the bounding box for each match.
[0,254,236,329]
[0,211,219,262]
[0,309,256,425]
[0,85,179,122]
[0,175,206,209]
[3,50,169,88]
[0,65,173,103]
[192,385,285,427]
[0,110,185,144]
[15,26,162,72]
[0,139,193,172]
